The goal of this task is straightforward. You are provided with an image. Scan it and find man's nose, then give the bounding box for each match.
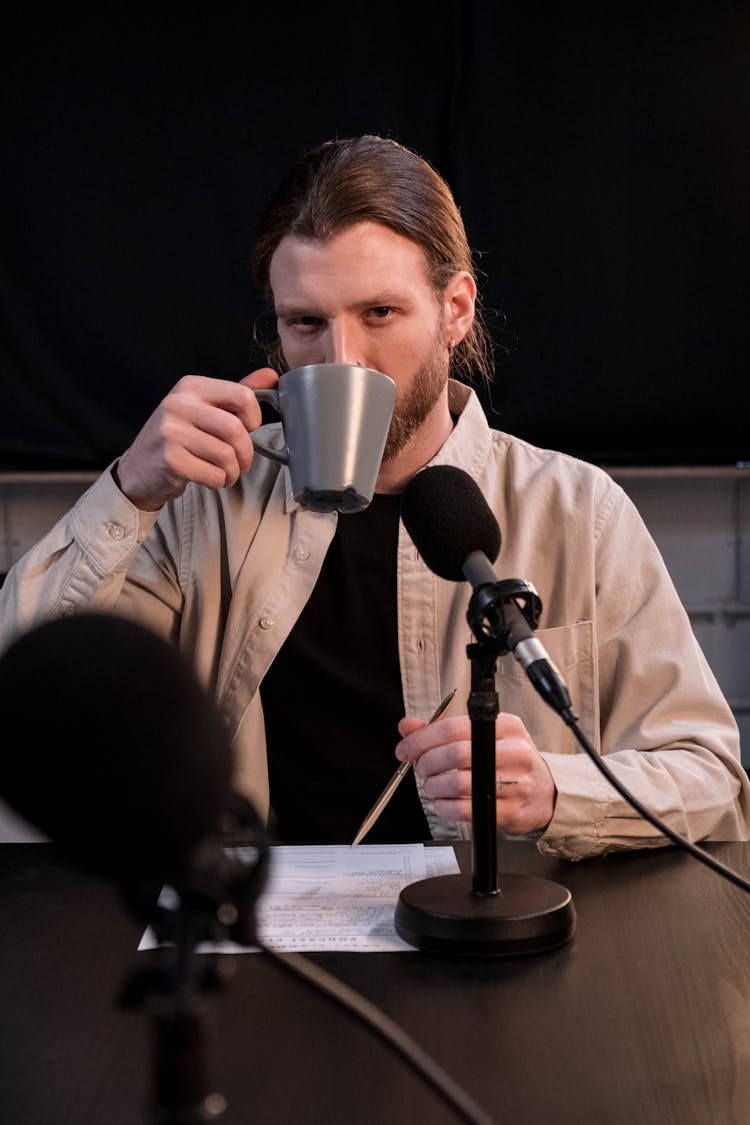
[325,321,365,367]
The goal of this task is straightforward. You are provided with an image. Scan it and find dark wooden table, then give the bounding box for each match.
[2,840,750,1125]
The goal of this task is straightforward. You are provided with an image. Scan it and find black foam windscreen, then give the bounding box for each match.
[400,466,502,581]
[0,613,234,882]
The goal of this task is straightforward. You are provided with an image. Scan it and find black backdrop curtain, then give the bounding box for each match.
[1,2,747,471]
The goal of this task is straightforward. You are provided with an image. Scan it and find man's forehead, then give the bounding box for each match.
[270,223,432,283]
[268,228,436,317]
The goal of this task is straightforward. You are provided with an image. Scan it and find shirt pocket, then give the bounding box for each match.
[494,620,598,756]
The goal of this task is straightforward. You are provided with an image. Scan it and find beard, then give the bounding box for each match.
[381,330,449,462]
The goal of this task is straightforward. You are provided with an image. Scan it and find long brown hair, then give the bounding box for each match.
[252,135,493,384]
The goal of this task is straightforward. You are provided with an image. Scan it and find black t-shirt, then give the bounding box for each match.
[261,493,430,844]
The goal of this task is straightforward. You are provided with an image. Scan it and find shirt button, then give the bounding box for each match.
[259,616,274,630]
[107,523,125,541]
[294,544,310,561]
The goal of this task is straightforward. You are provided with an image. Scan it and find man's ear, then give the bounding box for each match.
[443,271,477,346]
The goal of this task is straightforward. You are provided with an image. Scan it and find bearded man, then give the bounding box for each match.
[1,135,747,854]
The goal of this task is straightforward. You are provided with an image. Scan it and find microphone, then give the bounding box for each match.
[400,463,502,581]
[401,465,574,719]
[0,613,238,884]
[0,613,269,1122]
[396,465,575,957]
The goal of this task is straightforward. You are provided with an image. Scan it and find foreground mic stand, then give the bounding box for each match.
[122,882,228,1125]
[395,580,575,957]
[119,798,268,1123]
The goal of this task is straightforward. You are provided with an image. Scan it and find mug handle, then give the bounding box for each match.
[251,388,289,465]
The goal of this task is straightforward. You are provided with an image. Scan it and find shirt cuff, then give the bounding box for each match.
[69,462,161,571]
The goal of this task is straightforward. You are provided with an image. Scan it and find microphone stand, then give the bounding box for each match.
[119,874,230,1124]
[118,798,269,1123]
[395,580,575,956]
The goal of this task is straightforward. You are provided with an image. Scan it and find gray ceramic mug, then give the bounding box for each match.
[252,363,397,513]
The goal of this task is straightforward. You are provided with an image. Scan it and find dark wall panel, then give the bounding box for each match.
[1,3,747,470]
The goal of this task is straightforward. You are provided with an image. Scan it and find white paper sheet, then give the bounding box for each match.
[139,843,460,953]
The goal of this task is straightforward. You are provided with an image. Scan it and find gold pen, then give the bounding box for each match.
[351,687,458,847]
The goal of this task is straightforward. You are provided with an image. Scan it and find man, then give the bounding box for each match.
[1,135,747,856]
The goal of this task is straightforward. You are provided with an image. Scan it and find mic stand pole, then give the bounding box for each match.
[119,884,228,1124]
[468,640,502,895]
[394,584,576,957]
[119,798,269,1123]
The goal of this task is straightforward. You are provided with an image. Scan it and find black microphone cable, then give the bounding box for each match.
[254,939,499,1125]
[490,593,750,897]
[480,601,750,897]
[218,828,498,1123]
[557,700,750,896]
[223,834,499,1124]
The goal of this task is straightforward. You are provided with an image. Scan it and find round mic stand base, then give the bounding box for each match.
[395,872,574,957]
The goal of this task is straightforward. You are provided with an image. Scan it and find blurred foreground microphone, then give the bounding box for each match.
[0,613,236,884]
[402,465,573,719]
[0,614,268,1123]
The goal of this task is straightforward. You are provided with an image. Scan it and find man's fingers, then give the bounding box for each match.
[240,367,279,390]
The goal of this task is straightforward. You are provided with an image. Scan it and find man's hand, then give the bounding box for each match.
[114,368,279,511]
[396,712,557,835]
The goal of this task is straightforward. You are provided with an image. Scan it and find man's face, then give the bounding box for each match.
[268,222,450,461]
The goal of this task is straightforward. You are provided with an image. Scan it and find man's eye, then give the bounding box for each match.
[367,307,392,319]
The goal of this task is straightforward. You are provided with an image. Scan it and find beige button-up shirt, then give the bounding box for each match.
[2,383,747,858]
